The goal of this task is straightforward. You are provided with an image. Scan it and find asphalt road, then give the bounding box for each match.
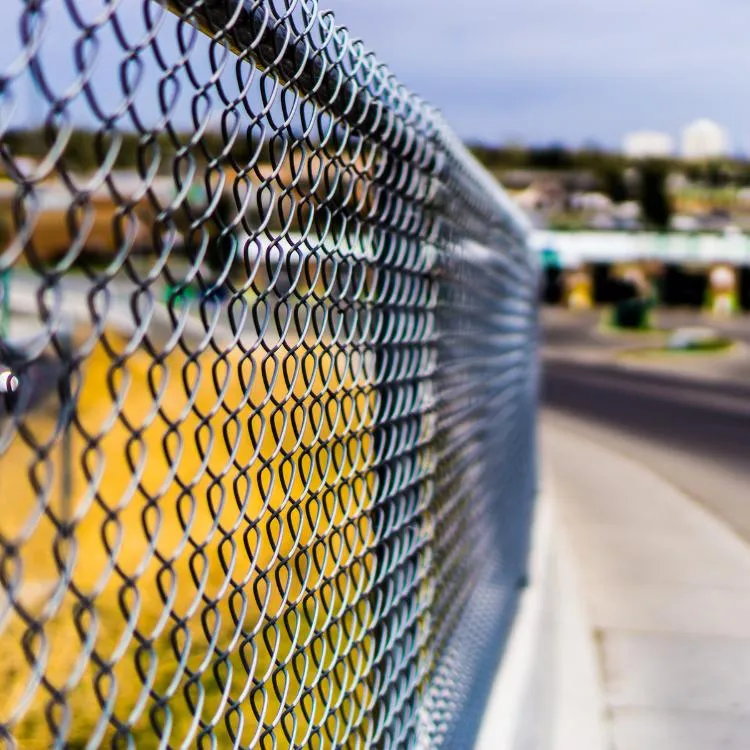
[543,306,750,346]
[543,357,750,543]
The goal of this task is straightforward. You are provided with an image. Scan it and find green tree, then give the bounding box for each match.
[599,166,629,203]
[528,145,574,170]
[205,192,237,279]
[639,163,672,230]
[63,130,98,173]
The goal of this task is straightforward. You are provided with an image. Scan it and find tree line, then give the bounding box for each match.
[7,130,746,232]
[468,143,750,231]
[468,143,750,188]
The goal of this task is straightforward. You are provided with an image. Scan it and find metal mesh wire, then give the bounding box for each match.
[0,1,538,747]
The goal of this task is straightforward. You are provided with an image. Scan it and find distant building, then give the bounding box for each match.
[513,179,567,214]
[570,191,613,212]
[681,119,729,160]
[613,201,641,222]
[622,130,674,159]
[671,214,700,232]
[667,172,690,192]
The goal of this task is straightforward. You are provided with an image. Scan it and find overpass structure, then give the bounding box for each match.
[534,230,750,268]
[535,230,750,311]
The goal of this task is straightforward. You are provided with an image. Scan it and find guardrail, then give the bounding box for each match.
[0,1,538,747]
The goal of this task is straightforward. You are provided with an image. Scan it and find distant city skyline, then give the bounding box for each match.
[623,130,675,159]
[622,119,732,159]
[680,119,731,160]
[477,120,740,158]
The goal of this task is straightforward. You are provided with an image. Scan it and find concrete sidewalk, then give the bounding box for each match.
[544,414,750,750]
[542,307,750,387]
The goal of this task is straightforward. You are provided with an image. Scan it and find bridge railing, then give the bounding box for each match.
[0,1,538,747]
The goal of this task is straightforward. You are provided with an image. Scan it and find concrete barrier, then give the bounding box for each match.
[475,478,606,750]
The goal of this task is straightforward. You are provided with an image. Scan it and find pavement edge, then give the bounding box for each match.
[474,470,607,750]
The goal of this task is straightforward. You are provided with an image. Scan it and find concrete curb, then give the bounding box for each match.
[551,499,608,750]
[543,344,750,389]
[474,476,606,750]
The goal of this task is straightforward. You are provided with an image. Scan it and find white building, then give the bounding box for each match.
[570,191,613,212]
[622,130,674,159]
[681,119,730,160]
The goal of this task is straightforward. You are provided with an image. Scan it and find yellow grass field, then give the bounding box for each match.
[0,332,377,747]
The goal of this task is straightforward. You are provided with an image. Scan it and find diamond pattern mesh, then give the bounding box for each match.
[0,2,537,747]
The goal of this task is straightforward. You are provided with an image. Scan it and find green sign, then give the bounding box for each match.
[540,248,561,269]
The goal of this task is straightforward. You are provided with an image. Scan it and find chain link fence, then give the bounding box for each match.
[0,1,538,747]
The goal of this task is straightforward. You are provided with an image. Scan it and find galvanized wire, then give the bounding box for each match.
[0,1,537,747]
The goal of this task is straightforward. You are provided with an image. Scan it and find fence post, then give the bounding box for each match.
[369,234,393,748]
[0,269,9,340]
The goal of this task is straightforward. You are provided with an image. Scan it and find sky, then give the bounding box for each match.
[2,0,749,152]
[325,0,750,152]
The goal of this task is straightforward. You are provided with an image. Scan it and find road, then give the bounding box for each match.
[543,353,750,542]
[544,307,750,347]
[542,312,750,750]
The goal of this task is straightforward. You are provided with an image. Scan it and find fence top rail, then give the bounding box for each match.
[166,0,532,245]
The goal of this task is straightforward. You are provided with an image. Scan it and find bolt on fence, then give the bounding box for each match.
[0,1,538,748]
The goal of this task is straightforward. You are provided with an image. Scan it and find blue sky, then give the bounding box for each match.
[2,0,749,152]
[326,0,750,152]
